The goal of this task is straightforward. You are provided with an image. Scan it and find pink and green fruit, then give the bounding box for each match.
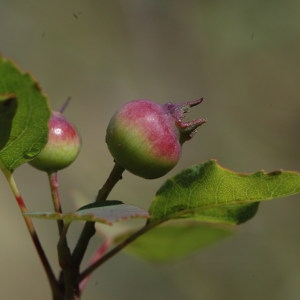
[106,99,206,179]
[29,111,81,172]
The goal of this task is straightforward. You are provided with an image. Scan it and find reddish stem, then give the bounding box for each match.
[79,220,162,281]
[48,171,64,235]
[79,238,112,292]
[5,172,61,298]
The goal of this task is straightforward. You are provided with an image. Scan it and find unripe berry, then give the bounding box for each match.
[29,111,81,172]
[106,99,206,179]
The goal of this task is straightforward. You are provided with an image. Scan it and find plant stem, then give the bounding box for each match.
[95,163,125,202]
[71,163,125,267]
[48,171,64,235]
[79,237,112,292]
[4,170,61,298]
[79,220,161,281]
[49,173,82,299]
[57,224,80,300]
[56,162,124,297]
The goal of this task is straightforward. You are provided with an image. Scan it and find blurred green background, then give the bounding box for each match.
[1,0,300,299]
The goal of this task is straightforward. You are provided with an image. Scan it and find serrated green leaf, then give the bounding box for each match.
[149,160,300,224]
[119,221,232,262]
[25,201,149,225]
[0,56,51,172]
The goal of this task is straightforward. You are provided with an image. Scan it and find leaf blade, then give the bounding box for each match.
[149,160,300,224]
[0,56,50,172]
[26,202,150,225]
[118,221,233,262]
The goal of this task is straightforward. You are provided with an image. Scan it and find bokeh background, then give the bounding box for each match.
[1,0,300,299]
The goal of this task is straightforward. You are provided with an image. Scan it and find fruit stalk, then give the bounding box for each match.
[48,172,64,235]
[70,163,125,277]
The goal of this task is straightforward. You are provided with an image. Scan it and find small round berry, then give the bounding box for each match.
[29,111,81,172]
[106,99,206,179]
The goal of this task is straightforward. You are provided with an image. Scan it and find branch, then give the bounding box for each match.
[79,220,161,281]
[71,163,125,266]
[4,170,60,297]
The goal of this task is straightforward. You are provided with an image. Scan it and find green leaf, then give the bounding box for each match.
[25,201,149,225]
[0,56,51,172]
[149,160,300,224]
[119,221,233,262]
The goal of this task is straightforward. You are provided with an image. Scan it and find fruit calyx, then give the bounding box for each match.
[163,98,207,144]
